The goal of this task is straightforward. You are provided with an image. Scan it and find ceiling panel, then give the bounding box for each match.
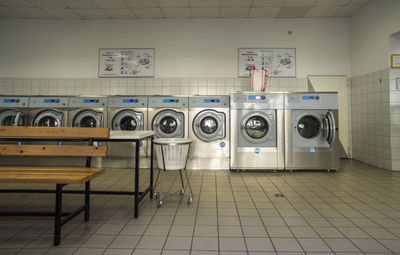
[29,0,66,8]
[91,0,128,9]
[334,4,363,17]
[0,0,35,8]
[221,0,253,7]
[102,8,136,19]
[252,0,285,6]
[0,6,25,17]
[305,6,341,17]
[132,7,164,18]
[125,0,159,8]
[158,0,188,8]
[248,6,280,18]
[44,8,81,19]
[276,6,312,17]
[191,7,220,18]
[189,0,221,8]
[284,0,317,7]
[162,7,191,18]
[60,0,97,9]
[15,7,54,18]
[221,7,249,18]
[348,0,371,4]
[315,0,350,6]
[73,8,108,19]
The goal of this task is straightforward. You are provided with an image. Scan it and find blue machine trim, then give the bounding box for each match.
[3,99,18,103]
[162,99,178,103]
[122,98,139,103]
[302,95,320,101]
[204,99,219,103]
[83,99,99,103]
[44,99,59,103]
[248,95,264,100]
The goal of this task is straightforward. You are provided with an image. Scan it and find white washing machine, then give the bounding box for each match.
[0,96,29,126]
[188,96,229,170]
[104,96,149,168]
[28,96,69,127]
[148,96,188,139]
[284,92,339,171]
[68,97,108,128]
[230,92,284,171]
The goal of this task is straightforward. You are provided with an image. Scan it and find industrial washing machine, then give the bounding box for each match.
[148,96,188,139]
[188,95,229,170]
[104,96,149,168]
[28,96,69,127]
[0,96,29,126]
[284,92,339,171]
[230,92,284,171]
[68,96,108,128]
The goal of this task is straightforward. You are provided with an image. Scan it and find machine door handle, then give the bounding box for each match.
[326,111,336,145]
[322,116,329,141]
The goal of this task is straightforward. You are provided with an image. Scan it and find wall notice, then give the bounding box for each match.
[238,48,296,77]
[99,48,154,77]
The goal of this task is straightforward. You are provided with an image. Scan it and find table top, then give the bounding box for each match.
[108,131,155,140]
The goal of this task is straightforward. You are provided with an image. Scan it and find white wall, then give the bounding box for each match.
[0,18,350,79]
[351,0,400,77]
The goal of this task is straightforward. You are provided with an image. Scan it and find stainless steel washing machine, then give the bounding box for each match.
[104,96,149,168]
[68,97,108,128]
[148,96,188,139]
[284,92,339,171]
[188,95,229,170]
[0,96,29,126]
[230,92,284,170]
[28,96,69,127]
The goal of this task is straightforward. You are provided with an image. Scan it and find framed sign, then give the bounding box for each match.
[99,48,155,77]
[238,48,296,77]
[391,54,400,68]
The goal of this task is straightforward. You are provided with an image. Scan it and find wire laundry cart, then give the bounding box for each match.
[153,138,193,207]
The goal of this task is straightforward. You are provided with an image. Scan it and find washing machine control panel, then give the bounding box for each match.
[149,97,188,107]
[248,95,266,101]
[285,93,337,110]
[109,96,148,107]
[189,96,229,108]
[0,97,29,107]
[70,97,108,107]
[29,97,69,107]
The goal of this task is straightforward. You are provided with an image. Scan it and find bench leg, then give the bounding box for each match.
[84,181,90,222]
[54,184,63,246]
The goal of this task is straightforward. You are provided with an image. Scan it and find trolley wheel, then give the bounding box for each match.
[180,188,185,196]
[154,192,159,198]
[157,199,163,208]
[187,196,193,205]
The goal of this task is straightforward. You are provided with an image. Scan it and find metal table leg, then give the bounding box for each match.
[150,137,154,199]
[134,140,140,218]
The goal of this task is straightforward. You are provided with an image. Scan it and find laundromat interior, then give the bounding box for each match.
[1,0,400,254]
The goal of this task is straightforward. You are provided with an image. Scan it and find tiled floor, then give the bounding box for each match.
[1,159,400,254]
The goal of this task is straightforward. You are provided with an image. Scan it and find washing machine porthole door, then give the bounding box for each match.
[0,110,17,126]
[33,110,64,127]
[80,116,97,128]
[159,116,177,134]
[200,116,218,134]
[120,116,137,130]
[38,116,59,127]
[297,115,320,139]
[245,116,269,139]
[73,110,102,128]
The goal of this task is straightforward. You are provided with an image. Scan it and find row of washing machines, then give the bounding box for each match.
[0,93,339,171]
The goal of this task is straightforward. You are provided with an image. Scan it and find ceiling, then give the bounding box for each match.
[0,0,372,19]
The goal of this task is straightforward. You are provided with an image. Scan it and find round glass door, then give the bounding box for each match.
[1,115,14,126]
[38,116,58,127]
[81,116,97,128]
[245,116,269,139]
[120,116,137,130]
[201,116,218,134]
[297,115,320,139]
[160,116,177,134]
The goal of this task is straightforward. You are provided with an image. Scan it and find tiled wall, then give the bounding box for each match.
[350,69,395,170]
[389,68,400,170]
[0,77,307,96]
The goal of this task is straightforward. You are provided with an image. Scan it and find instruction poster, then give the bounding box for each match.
[238,48,296,77]
[99,48,154,77]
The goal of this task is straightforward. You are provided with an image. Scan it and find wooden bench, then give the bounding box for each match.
[0,126,109,246]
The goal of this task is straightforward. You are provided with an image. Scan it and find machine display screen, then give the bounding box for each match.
[204,99,219,103]
[3,99,18,103]
[122,99,139,103]
[44,99,59,103]
[84,99,100,103]
[302,95,320,101]
[248,95,264,101]
[163,99,178,103]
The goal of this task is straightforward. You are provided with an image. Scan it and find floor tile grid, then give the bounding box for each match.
[263,172,366,254]
[268,166,397,254]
